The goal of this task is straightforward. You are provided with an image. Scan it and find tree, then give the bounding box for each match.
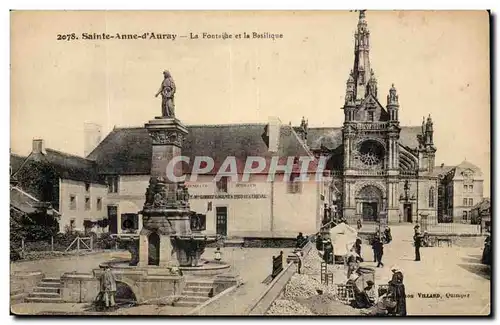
[14,160,59,207]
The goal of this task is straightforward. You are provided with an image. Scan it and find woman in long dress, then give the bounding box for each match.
[387,267,407,316]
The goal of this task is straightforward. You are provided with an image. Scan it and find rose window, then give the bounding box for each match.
[354,140,385,168]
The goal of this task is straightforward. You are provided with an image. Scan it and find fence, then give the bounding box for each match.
[11,232,120,261]
[271,251,284,279]
[426,222,482,235]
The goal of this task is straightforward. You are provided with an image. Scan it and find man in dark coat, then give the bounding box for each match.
[384,226,392,244]
[296,232,306,249]
[373,236,384,267]
[354,238,363,262]
[414,228,423,261]
[323,239,334,264]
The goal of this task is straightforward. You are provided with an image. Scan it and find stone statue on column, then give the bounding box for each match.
[155,70,176,118]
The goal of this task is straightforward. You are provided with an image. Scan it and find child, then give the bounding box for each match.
[214,247,222,263]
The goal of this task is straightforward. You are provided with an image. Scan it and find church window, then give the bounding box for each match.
[367,111,374,121]
[429,187,435,208]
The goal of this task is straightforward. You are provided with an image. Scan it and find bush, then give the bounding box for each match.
[95,233,117,249]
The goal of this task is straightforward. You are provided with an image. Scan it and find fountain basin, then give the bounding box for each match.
[101,258,230,277]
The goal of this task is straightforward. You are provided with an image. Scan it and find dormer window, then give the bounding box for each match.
[367,111,374,121]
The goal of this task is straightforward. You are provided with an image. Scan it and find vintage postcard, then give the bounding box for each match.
[9,10,491,316]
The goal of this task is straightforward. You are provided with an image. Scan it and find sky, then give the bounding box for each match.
[10,10,490,195]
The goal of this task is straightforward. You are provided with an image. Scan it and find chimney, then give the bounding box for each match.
[441,163,444,168]
[267,117,281,153]
[84,122,103,157]
[32,139,46,154]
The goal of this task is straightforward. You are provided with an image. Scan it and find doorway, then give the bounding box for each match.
[107,206,118,234]
[216,207,228,236]
[404,203,412,223]
[362,202,378,222]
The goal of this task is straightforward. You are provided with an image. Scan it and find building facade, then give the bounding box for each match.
[86,122,330,238]
[302,11,483,225]
[12,139,108,233]
[436,161,484,223]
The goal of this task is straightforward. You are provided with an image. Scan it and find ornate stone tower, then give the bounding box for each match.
[417,115,436,173]
[138,71,191,267]
[340,10,402,224]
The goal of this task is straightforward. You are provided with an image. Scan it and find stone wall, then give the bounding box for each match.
[60,268,185,304]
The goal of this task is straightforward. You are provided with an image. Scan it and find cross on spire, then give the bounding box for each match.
[349,9,367,20]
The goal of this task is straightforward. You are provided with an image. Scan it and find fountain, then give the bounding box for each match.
[60,71,234,305]
[106,71,228,275]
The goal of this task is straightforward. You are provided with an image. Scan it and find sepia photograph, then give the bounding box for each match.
[9,10,491,316]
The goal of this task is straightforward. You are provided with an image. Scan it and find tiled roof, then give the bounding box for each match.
[454,160,483,177]
[306,126,423,150]
[471,198,490,211]
[87,123,313,175]
[432,165,457,177]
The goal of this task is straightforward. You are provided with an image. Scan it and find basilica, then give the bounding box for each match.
[301,11,484,224]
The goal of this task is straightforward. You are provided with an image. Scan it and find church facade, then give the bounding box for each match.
[302,12,447,224]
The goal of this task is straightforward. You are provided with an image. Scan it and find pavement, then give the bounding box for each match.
[10,246,291,316]
[193,247,293,315]
[10,225,490,316]
[352,225,490,315]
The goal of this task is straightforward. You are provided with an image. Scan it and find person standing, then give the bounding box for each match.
[373,236,384,267]
[294,250,303,274]
[357,219,362,231]
[214,247,222,263]
[371,234,377,262]
[324,239,334,264]
[384,226,392,244]
[414,228,423,261]
[346,248,360,278]
[354,238,363,262]
[387,267,407,316]
[100,265,117,310]
[296,232,306,248]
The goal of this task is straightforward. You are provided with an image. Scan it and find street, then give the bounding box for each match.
[10,225,490,316]
[357,225,490,315]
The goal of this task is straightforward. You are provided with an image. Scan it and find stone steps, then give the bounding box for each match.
[182,288,212,295]
[25,277,62,303]
[175,279,214,308]
[33,286,60,293]
[25,296,63,303]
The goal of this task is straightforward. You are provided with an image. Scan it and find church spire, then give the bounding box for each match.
[351,9,372,100]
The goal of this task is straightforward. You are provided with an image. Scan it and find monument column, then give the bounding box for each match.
[138,70,192,267]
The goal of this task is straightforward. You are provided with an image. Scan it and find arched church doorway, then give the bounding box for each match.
[148,232,160,266]
[356,185,384,222]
